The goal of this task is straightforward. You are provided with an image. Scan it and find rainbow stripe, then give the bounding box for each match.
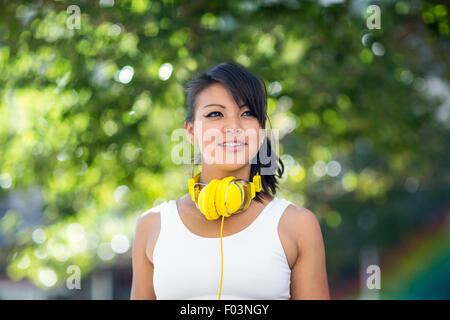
[334,205,450,299]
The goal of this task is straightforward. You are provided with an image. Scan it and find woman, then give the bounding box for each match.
[130,61,330,300]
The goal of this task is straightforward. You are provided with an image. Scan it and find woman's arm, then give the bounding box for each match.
[288,206,330,300]
[130,212,158,300]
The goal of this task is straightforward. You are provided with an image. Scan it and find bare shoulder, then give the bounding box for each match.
[134,206,162,240]
[284,203,319,227]
[137,206,161,225]
[131,205,163,300]
[281,202,323,252]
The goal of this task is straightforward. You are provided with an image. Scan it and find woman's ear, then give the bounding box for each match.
[185,121,195,145]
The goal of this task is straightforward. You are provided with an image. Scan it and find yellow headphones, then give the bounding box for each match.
[187,171,262,299]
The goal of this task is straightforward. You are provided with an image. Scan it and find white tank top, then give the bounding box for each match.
[150,196,292,300]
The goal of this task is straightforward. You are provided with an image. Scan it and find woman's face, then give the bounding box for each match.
[185,83,264,171]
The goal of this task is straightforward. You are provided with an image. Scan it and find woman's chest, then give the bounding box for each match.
[145,210,298,270]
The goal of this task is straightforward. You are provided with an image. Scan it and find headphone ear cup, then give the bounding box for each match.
[215,177,235,218]
[216,177,245,217]
[198,179,221,220]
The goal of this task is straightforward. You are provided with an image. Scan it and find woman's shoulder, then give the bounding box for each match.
[275,196,319,230]
[275,196,315,216]
[135,200,168,229]
[136,196,184,223]
[140,201,165,216]
[134,196,188,236]
[276,197,323,249]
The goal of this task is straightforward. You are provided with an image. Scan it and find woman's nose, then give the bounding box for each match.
[224,128,243,134]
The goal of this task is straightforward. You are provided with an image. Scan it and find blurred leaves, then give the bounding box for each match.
[0,0,449,296]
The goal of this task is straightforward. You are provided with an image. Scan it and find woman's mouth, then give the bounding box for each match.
[218,141,247,152]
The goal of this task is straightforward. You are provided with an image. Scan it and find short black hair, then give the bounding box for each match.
[184,61,285,204]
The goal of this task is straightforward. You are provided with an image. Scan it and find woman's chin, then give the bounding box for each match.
[215,162,249,173]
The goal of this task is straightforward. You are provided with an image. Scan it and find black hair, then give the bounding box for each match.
[184,61,285,204]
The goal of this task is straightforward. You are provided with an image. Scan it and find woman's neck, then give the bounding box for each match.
[199,165,251,183]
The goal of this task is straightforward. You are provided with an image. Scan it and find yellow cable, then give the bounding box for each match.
[218,214,224,300]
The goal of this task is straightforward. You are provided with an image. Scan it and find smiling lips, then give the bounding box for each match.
[219,141,246,146]
[218,140,247,152]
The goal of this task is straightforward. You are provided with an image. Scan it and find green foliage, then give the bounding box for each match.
[0,0,449,296]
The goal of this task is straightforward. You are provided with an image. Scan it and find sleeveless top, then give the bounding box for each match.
[149,197,293,300]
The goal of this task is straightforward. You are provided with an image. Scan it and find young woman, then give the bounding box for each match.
[130,61,330,300]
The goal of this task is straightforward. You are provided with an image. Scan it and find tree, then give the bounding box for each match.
[0,0,448,297]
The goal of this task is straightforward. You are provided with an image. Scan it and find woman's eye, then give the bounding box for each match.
[205,111,222,118]
[205,110,255,118]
